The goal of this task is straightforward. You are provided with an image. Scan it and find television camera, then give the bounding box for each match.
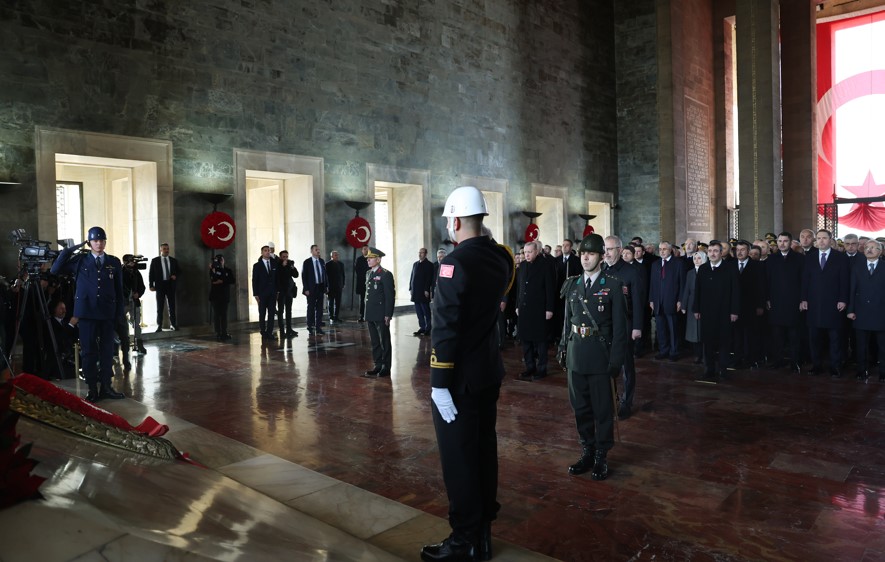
[9,229,74,275]
[123,254,148,270]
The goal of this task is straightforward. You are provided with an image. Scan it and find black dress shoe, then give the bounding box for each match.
[316,329,326,335]
[85,389,100,403]
[654,353,667,360]
[693,356,704,364]
[376,370,391,377]
[123,360,132,371]
[421,535,476,562]
[591,450,609,481]
[568,448,596,475]
[856,371,869,381]
[99,388,125,400]
[517,369,536,381]
[531,371,548,381]
[790,363,801,374]
[809,366,821,376]
[618,403,631,420]
[830,368,843,379]
[365,367,381,376]
[413,330,425,336]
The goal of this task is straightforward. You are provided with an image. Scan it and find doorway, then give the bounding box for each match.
[535,196,564,249]
[373,181,425,307]
[245,171,314,321]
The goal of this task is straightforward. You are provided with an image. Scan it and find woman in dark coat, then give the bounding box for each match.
[681,251,707,363]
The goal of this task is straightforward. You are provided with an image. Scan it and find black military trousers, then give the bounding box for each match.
[432,384,501,542]
[854,328,885,374]
[367,320,392,371]
[567,371,615,451]
[211,300,229,336]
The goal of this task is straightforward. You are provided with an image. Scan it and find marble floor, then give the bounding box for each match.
[3,314,885,561]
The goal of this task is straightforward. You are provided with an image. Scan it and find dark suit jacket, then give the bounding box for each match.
[649,257,685,315]
[516,257,555,342]
[606,259,644,329]
[848,260,885,332]
[409,259,434,303]
[694,262,740,344]
[326,260,345,294]
[733,259,765,317]
[276,260,299,297]
[354,255,369,294]
[766,250,805,327]
[557,254,581,288]
[148,255,180,289]
[251,257,278,299]
[801,248,849,329]
[302,256,328,294]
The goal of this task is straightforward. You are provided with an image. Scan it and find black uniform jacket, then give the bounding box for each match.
[430,237,514,393]
[605,259,644,329]
[559,271,627,375]
[364,266,395,322]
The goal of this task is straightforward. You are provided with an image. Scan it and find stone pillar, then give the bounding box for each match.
[780,0,817,235]
[736,0,782,239]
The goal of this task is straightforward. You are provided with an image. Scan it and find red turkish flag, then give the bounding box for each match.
[583,224,595,237]
[201,212,236,249]
[345,217,372,248]
[525,224,539,242]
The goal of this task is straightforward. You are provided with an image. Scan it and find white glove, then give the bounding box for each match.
[431,387,458,423]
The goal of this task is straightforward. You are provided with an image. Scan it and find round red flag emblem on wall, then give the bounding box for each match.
[524,223,539,242]
[345,217,372,248]
[201,211,236,249]
[582,224,595,237]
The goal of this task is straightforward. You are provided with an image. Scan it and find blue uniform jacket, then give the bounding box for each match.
[51,246,125,320]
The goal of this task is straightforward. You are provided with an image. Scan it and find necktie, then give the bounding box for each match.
[315,259,321,284]
[661,260,665,278]
[820,252,827,270]
[870,263,875,276]
[739,261,744,273]
[95,256,101,270]
[265,259,270,274]
[163,256,169,280]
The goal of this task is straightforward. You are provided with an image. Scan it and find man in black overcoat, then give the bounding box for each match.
[765,232,805,371]
[516,240,555,380]
[694,241,740,383]
[732,240,766,369]
[410,248,435,336]
[847,239,885,382]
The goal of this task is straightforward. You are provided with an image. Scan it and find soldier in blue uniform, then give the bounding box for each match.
[421,186,514,562]
[50,226,125,402]
[558,233,627,481]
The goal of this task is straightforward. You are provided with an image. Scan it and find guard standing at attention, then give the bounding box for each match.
[50,226,126,403]
[421,186,514,562]
[557,233,627,481]
[362,247,395,378]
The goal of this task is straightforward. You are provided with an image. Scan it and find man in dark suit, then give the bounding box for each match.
[148,243,179,331]
[554,239,580,343]
[694,240,740,383]
[354,245,370,322]
[732,240,766,369]
[801,229,849,377]
[326,250,345,324]
[431,248,447,300]
[516,240,556,381]
[48,299,78,379]
[847,239,885,382]
[632,242,654,356]
[302,244,328,335]
[649,241,684,361]
[50,226,126,402]
[842,233,862,364]
[251,245,277,338]
[275,250,299,337]
[603,235,644,420]
[766,232,805,372]
[362,247,395,378]
[422,186,514,562]
[410,248,435,336]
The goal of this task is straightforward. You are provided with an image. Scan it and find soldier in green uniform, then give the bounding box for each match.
[363,247,396,378]
[557,233,628,481]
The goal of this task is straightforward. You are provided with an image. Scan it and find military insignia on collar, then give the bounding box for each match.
[440,264,454,278]
[600,277,606,286]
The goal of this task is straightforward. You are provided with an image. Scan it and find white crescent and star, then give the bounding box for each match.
[354,225,371,243]
[208,221,234,241]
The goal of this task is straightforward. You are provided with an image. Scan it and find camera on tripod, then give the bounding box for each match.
[122,254,148,270]
[9,229,73,275]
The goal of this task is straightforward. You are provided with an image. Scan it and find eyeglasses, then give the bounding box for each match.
[604,247,619,252]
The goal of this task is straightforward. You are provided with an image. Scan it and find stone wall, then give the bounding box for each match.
[0,0,617,324]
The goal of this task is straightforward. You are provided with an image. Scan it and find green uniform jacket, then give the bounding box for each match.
[364,266,395,321]
[560,271,628,375]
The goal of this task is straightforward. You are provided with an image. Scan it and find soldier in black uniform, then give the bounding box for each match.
[421,186,514,562]
[558,233,627,481]
[362,247,395,378]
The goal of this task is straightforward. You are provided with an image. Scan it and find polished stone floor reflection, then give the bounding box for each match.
[5,314,885,561]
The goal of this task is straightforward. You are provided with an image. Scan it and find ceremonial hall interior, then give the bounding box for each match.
[2,1,885,561]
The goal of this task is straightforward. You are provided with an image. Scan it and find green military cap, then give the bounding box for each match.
[365,247,385,258]
[578,233,604,254]
[764,232,776,241]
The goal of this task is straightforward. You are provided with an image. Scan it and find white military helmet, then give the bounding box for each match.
[442,186,489,218]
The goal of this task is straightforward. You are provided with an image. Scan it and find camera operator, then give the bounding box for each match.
[48,299,78,379]
[209,254,234,341]
[50,226,125,402]
[121,254,147,356]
